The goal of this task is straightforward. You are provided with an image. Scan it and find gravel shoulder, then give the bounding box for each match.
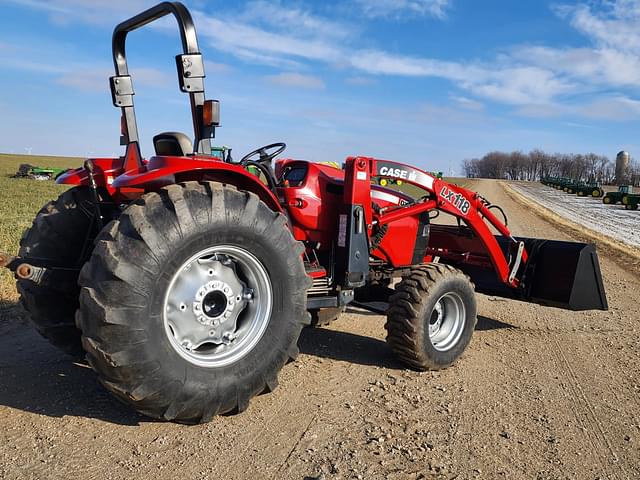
[1,179,639,480]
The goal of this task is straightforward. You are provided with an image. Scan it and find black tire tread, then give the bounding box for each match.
[17,187,93,355]
[385,263,476,371]
[77,181,310,423]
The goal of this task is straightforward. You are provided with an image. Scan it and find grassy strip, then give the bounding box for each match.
[0,154,82,302]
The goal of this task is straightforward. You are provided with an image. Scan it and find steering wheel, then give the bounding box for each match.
[239,142,286,166]
[238,142,286,192]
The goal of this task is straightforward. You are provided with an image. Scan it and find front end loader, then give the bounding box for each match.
[0,2,608,423]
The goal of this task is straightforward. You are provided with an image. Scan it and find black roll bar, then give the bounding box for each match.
[110,1,213,156]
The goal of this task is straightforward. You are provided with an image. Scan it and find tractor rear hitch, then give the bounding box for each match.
[15,263,47,283]
[0,252,45,283]
[0,251,79,287]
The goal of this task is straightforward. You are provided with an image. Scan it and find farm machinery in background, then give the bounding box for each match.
[622,192,639,210]
[542,176,574,191]
[603,185,633,205]
[12,163,68,181]
[541,176,606,199]
[542,176,639,210]
[575,182,604,198]
[0,2,608,423]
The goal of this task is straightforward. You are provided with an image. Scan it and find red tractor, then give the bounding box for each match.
[0,2,607,423]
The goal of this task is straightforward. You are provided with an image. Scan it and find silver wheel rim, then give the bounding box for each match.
[163,245,272,368]
[428,292,465,352]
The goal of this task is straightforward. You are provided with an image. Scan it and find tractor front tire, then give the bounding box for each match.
[77,182,310,423]
[603,196,611,204]
[385,264,476,371]
[17,187,95,356]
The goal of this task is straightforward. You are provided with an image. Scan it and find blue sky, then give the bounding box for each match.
[0,0,638,173]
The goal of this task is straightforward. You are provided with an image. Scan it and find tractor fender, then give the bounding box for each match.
[112,156,284,213]
[56,158,124,196]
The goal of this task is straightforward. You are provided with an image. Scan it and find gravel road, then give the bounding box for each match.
[1,179,639,480]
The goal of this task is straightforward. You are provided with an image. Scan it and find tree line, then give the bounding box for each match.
[462,150,640,186]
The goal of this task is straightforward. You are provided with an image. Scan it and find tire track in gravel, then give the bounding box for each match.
[462,179,639,478]
[179,358,336,480]
[547,335,623,479]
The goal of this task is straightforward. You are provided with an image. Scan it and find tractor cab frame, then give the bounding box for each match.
[110,1,220,171]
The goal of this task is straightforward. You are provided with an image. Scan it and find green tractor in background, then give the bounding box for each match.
[576,182,604,198]
[554,177,573,190]
[210,145,232,162]
[12,163,69,181]
[603,185,633,205]
[564,179,585,194]
[622,193,639,210]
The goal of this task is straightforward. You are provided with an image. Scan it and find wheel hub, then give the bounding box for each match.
[188,260,250,343]
[429,301,444,336]
[163,246,271,367]
[428,292,465,352]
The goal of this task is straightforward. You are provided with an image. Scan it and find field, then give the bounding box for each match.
[1,163,640,479]
[0,154,81,303]
[509,181,640,249]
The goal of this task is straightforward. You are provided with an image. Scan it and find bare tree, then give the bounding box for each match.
[460,149,624,184]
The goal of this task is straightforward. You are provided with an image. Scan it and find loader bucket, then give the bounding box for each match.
[515,238,608,311]
[459,237,608,311]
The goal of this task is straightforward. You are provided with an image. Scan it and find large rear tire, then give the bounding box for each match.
[385,264,476,371]
[17,187,95,356]
[77,182,310,423]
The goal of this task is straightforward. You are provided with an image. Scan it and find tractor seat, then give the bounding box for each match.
[153,132,193,157]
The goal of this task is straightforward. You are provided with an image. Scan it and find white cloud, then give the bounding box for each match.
[8,0,640,122]
[354,0,451,19]
[196,14,343,65]
[266,72,325,89]
[450,95,484,111]
[516,95,640,121]
[349,50,575,105]
[555,0,640,54]
[241,1,353,40]
[5,0,155,24]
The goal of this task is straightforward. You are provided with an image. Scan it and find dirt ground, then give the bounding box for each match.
[1,179,639,480]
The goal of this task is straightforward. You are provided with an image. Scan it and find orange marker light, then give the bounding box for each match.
[203,100,220,127]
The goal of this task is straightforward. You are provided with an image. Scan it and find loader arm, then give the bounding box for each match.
[340,157,607,311]
[343,156,526,287]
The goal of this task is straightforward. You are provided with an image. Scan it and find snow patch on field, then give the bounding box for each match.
[509,182,640,248]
